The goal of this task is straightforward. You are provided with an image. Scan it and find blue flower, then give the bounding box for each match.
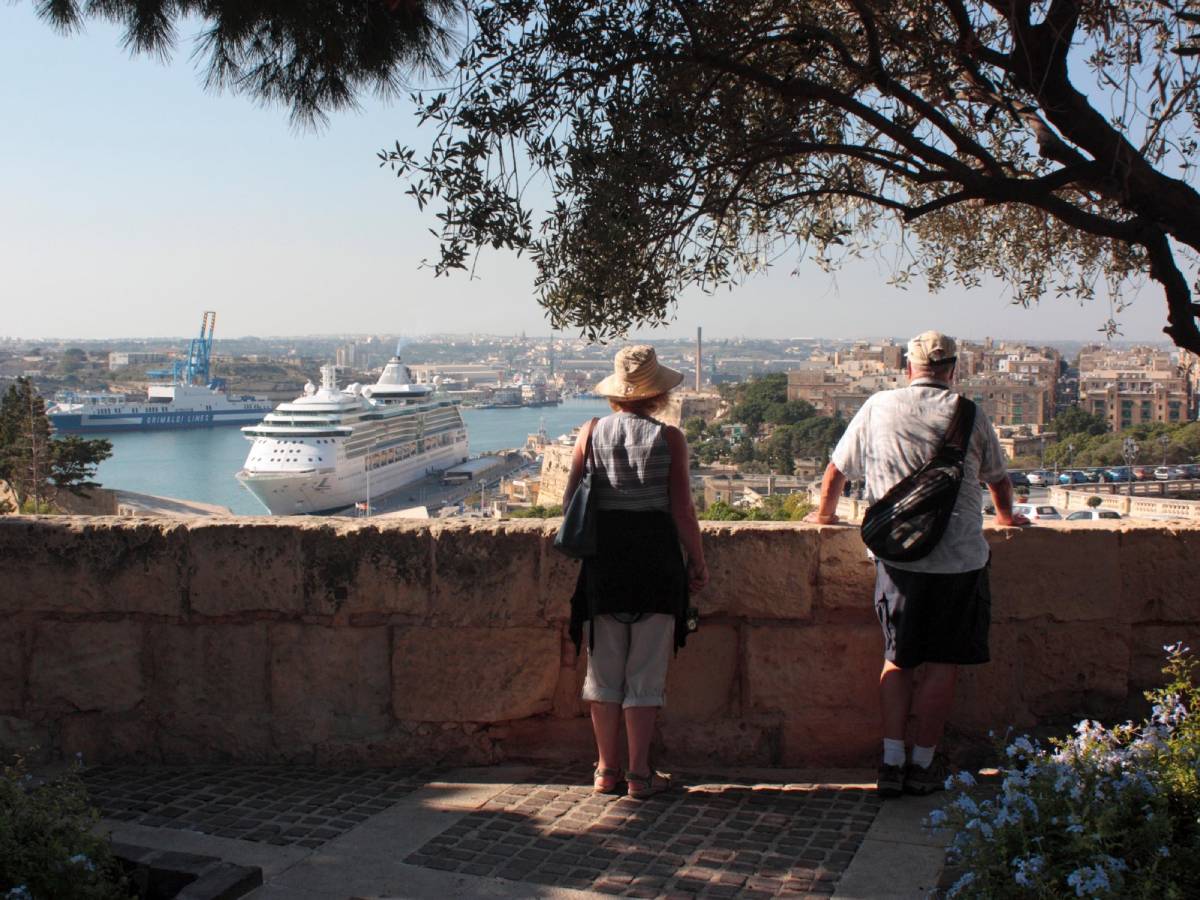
[6,886,32,900]
[926,809,948,829]
[946,871,975,898]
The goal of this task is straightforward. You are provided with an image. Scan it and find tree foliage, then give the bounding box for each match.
[30,0,461,127]
[1051,404,1110,438]
[0,379,112,509]
[385,1,1200,353]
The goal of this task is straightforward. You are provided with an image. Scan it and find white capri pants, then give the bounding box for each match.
[581,613,675,708]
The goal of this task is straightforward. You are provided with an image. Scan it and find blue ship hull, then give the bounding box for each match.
[49,409,269,434]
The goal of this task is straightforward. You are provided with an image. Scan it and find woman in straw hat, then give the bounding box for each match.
[563,344,709,799]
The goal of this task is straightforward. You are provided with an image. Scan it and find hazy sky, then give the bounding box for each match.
[0,4,1175,344]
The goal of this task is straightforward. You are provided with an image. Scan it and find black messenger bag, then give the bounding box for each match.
[859,397,977,563]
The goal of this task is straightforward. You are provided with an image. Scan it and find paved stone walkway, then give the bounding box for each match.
[85,764,948,900]
[85,765,426,848]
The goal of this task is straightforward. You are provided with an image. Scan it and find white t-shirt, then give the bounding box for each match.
[831,378,1008,574]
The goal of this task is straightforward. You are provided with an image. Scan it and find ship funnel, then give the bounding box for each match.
[320,364,339,393]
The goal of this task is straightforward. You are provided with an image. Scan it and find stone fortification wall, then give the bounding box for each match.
[2,517,1199,769]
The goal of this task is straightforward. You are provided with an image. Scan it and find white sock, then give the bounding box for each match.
[911,744,936,769]
[882,738,906,766]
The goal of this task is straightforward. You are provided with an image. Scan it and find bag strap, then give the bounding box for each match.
[940,397,976,459]
[582,417,599,472]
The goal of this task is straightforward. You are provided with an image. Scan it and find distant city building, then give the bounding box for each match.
[955,376,1052,426]
[107,351,169,370]
[993,425,1058,463]
[1076,344,1194,429]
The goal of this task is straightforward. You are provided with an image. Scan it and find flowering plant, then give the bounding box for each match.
[0,755,130,899]
[934,644,1200,898]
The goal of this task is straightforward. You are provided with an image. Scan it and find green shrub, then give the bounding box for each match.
[0,757,131,899]
[1087,494,1104,509]
[935,645,1200,898]
[509,504,563,518]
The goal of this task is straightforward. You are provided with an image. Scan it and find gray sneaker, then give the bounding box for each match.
[904,756,949,796]
[876,762,905,798]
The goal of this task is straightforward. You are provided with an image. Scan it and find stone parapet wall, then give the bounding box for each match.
[2,517,1199,769]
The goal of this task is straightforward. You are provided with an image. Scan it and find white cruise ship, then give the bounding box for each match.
[236,353,469,515]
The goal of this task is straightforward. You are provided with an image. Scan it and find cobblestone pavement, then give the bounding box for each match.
[84,765,427,849]
[404,764,881,899]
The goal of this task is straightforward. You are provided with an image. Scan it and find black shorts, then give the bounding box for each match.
[874,560,991,668]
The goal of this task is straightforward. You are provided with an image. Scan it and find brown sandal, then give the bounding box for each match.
[625,770,671,800]
[593,765,624,795]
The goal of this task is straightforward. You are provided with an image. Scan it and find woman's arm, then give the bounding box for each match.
[561,417,597,509]
[664,425,708,592]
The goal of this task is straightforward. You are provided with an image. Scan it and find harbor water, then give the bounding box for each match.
[90,398,610,514]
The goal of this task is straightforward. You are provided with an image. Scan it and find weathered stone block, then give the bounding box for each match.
[814,526,875,612]
[1129,624,1200,691]
[0,619,28,714]
[0,519,186,615]
[294,521,431,617]
[781,712,877,767]
[539,522,580,623]
[59,713,156,764]
[658,720,778,767]
[663,624,739,721]
[494,716,595,762]
[745,623,880,716]
[269,623,391,747]
[988,527,1122,622]
[185,522,304,615]
[950,623,1035,734]
[1120,527,1200,623]
[342,522,432,617]
[1016,622,1130,719]
[392,626,559,721]
[430,521,544,626]
[148,623,271,759]
[700,523,817,619]
[29,621,144,713]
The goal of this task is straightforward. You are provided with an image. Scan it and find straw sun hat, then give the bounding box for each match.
[594,345,684,400]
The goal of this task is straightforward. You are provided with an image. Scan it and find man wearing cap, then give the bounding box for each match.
[806,331,1027,797]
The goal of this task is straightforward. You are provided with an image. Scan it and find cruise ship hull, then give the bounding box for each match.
[237,439,468,515]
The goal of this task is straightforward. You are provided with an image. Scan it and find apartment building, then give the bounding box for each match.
[1077,345,1194,429]
[956,376,1052,426]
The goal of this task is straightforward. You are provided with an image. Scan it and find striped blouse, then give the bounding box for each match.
[590,412,672,512]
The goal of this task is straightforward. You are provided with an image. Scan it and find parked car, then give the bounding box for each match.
[1009,471,1030,487]
[1133,466,1155,481]
[1168,466,1188,479]
[1182,464,1200,478]
[1065,509,1123,521]
[1013,503,1062,522]
[1058,470,1089,485]
[1025,470,1049,486]
[1102,467,1133,482]
[1154,466,1172,480]
[1082,469,1102,483]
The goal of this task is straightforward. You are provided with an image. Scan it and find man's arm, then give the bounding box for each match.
[804,463,848,524]
[987,476,1029,527]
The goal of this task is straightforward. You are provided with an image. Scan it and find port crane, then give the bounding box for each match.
[147,311,217,386]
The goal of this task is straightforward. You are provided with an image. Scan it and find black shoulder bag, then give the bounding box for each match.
[554,418,599,559]
[860,397,977,563]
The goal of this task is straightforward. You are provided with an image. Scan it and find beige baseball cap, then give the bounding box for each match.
[907,331,957,366]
